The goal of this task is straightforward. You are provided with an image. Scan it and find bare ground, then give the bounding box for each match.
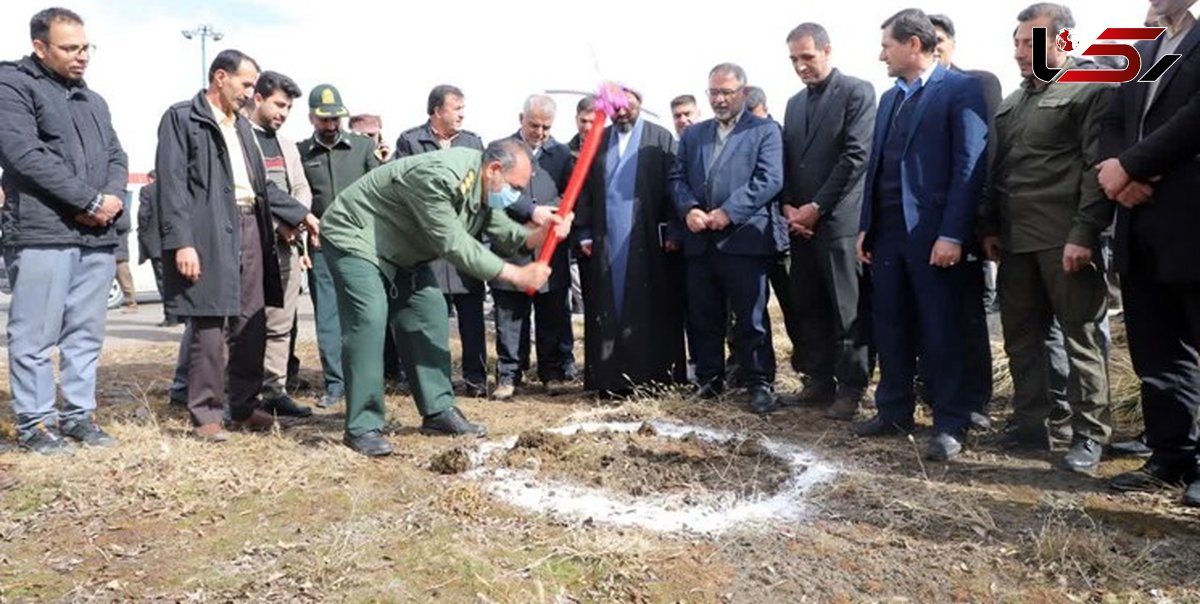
[0,316,1198,603]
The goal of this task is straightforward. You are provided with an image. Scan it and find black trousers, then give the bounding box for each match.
[186,210,267,426]
[447,291,487,386]
[1123,259,1200,468]
[493,287,573,383]
[687,249,775,389]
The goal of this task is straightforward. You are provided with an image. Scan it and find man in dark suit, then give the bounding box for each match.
[854,9,988,461]
[490,95,575,399]
[780,22,876,420]
[669,62,785,414]
[1098,0,1200,507]
[394,84,489,397]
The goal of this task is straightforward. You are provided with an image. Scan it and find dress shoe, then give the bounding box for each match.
[694,380,725,400]
[994,421,1050,450]
[19,423,73,456]
[193,423,229,442]
[1109,460,1190,493]
[1061,436,1102,475]
[420,407,487,437]
[969,411,992,431]
[1109,433,1152,458]
[493,378,516,401]
[1184,475,1200,507]
[262,395,313,418]
[229,410,277,433]
[792,380,836,407]
[543,379,572,396]
[824,393,862,421]
[61,420,116,447]
[927,432,964,461]
[851,414,914,437]
[316,389,344,409]
[456,380,488,398]
[343,430,394,457]
[749,387,777,415]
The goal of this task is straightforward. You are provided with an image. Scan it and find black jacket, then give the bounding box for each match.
[0,55,127,248]
[491,133,573,293]
[1101,31,1200,282]
[154,91,309,317]
[136,182,159,263]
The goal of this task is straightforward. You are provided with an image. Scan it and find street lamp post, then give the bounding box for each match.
[181,25,223,87]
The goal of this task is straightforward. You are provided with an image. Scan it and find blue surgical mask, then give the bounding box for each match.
[487,184,521,210]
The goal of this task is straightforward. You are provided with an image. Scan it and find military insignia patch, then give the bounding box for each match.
[459,169,476,199]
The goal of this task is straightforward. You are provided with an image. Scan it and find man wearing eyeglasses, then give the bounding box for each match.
[0,8,126,454]
[489,95,576,400]
[669,63,786,414]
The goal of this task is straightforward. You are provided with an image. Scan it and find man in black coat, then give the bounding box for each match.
[1098,0,1200,507]
[489,95,575,399]
[393,84,489,396]
[780,23,876,420]
[154,49,318,441]
[135,172,178,326]
[0,8,126,454]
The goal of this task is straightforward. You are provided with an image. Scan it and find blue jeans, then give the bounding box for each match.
[6,246,115,437]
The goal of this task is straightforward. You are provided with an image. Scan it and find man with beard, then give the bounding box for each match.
[0,7,126,453]
[155,49,319,441]
[575,86,688,395]
[670,63,786,413]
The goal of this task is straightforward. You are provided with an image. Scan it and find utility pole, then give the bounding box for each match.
[181,25,223,87]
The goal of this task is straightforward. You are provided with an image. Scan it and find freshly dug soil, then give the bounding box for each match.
[500,425,797,498]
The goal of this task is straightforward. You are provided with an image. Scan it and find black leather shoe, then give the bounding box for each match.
[262,395,313,418]
[926,432,964,462]
[343,430,394,457]
[694,380,725,400]
[1062,437,1102,475]
[20,423,74,456]
[1109,433,1152,458]
[994,421,1049,450]
[824,394,862,421]
[61,420,116,447]
[851,414,914,437]
[793,380,836,407]
[969,411,992,431]
[455,380,488,398]
[749,387,777,415]
[1109,460,1189,493]
[420,407,487,437]
[1184,475,1200,507]
[316,390,344,409]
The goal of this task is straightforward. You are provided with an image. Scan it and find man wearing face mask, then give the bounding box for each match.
[319,140,571,456]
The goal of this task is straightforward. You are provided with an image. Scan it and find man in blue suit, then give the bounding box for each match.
[670,62,785,414]
[853,9,988,461]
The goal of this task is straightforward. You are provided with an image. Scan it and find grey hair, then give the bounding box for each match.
[785,22,831,47]
[482,138,532,172]
[709,62,747,86]
[1016,2,1076,33]
[522,94,556,118]
[744,86,768,112]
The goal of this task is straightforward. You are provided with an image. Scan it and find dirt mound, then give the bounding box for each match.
[430,446,473,475]
[501,426,796,498]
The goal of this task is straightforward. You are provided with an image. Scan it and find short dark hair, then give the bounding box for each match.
[1016,3,1076,33]
[928,14,956,39]
[255,70,301,100]
[482,138,532,173]
[785,22,831,48]
[744,86,767,112]
[576,94,596,114]
[349,114,382,128]
[427,84,464,116]
[208,49,260,83]
[30,7,83,42]
[670,94,697,109]
[881,8,938,53]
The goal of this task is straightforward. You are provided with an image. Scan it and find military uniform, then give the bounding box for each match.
[298,107,381,404]
[320,148,528,437]
[981,58,1115,445]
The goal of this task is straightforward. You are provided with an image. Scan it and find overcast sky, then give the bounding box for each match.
[1,0,1150,174]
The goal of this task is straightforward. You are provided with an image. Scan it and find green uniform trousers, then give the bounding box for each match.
[998,247,1111,442]
[325,243,456,437]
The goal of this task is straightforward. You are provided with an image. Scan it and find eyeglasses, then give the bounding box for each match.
[706,87,742,99]
[49,42,97,56]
